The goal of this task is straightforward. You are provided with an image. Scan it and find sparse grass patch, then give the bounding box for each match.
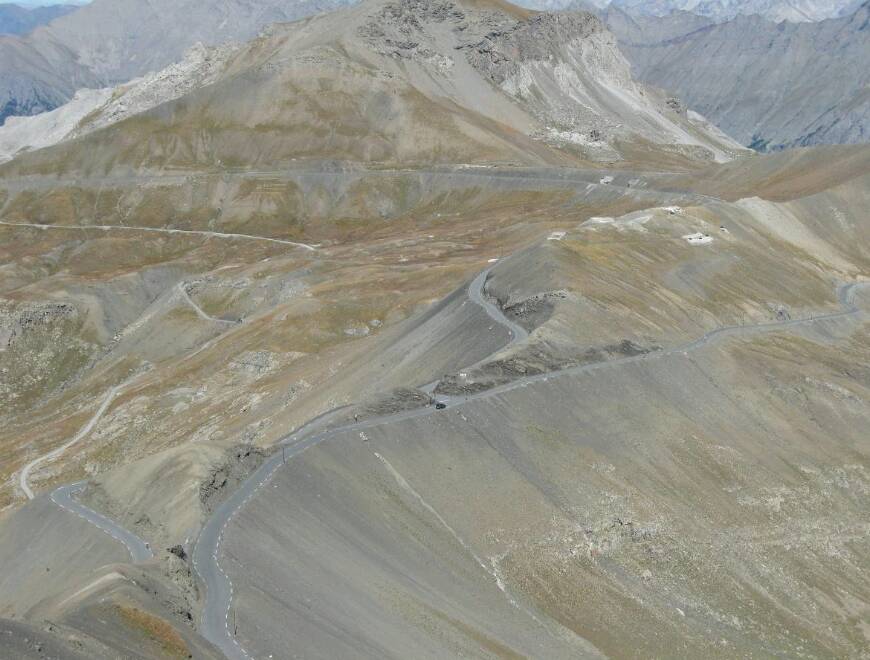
[116,604,190,658]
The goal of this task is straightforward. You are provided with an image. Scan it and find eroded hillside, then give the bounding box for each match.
[0,0,867,657]
[1,145,868,657]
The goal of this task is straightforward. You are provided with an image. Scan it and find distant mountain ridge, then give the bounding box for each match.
[2,0,866,159]
[0,0,743,173]
[607,0,864,21]
[0,0,353,124]
[605,1,870,150]
[0,3,76,35]
[516,0,863,21]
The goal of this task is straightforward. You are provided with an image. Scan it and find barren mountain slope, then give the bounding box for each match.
[1,143,867,657]
[0,165,694,513]
[606,2,870,150]
[518,0,864,21]
[608,0,864,21]
[0,1,866,656]
[0,41,240,164]
[210,153,870,659]
[0,164,699,655]
[0,0,744,174]
[0,3,77,36]
[0,0,353,124]
[671,143,870,200]
[230,318,870,658]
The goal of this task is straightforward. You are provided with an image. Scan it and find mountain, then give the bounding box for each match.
[606,1,870,150]
[0,0,353,124]
[603,5,715,37]
[607,0,864,21]
[690,0,865,21]
[0,42,239,163]
[516,0,864,21]
[5,0,861,136]
[516,0,607,9]
[0,2,76,35]
[1,128,868,659]
[0,0,868,657]
[0,0,744,173]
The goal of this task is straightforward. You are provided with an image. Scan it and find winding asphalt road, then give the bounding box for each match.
[38,256,866,659]
[191,267,516,660]
[468,268,529,346]
[21,372,152,561]
[51,482,153,563]
[191,270,868,660]
[459,280,868,404]
[20,375,153,563]
[421,266,527,397]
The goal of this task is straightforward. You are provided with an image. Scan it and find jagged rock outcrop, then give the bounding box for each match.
[358,0,742,161]
[0,300,78,350]
[461,9,741,160]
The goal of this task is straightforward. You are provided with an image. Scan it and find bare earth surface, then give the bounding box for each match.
[0,0,868,657]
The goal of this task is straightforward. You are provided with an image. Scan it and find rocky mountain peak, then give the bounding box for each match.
[358,0,519,60]
[464,10,606,84]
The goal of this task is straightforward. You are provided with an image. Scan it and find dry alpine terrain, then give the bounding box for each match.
[0,0,868,658]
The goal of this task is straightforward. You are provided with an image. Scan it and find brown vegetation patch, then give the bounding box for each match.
[116,604,191,658]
